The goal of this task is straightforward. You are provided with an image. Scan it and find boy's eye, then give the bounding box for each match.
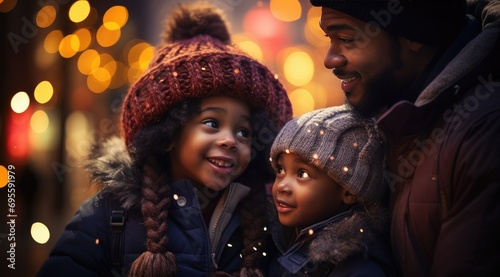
[203,119,218,129]
[297,170,310,179]
[276,165,285,175]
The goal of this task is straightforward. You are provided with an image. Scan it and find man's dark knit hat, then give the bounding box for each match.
[310,0,467,46]
[121,2,292,150]
[270,104,386,204]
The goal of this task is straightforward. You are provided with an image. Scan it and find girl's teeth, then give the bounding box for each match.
[209,159,232,168]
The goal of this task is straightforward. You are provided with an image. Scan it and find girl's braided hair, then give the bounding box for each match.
[123,2,292,276]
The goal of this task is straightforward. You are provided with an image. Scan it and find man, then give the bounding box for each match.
[310,0,500,276]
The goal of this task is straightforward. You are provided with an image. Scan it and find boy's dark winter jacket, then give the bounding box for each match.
[271,205,397,277]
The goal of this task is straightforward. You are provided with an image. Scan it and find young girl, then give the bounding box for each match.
[36,2,292,277]
[269,105,396,276]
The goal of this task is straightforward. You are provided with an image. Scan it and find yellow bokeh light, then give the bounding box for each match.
[78,49,100,75]
[30,110,49,134]
[103,5,128,30]
[289,88,315,117]
[87,68,111,93]
[283,51,314,87]
[44,30,63,54]
[237,40,263,62]
[74,28,92,52]
[59,34,80,58]
[138,46,154,71]
[31,222,50,244]
[0,165,7,188]
[305,7,329,47]
[36,5,56,28]
[127,66,143,84]
[270,0,301,22]
[11,91,30,114]
[69,0,90,23]
[96,25,121,48]
[109,61,127,89]
[127,42,152,67]
[103,60,117,77]
[34,81,54,104]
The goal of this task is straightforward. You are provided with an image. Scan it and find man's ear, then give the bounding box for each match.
[342,189,358,205]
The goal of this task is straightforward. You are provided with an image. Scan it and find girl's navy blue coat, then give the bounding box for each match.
[36,137,273,276]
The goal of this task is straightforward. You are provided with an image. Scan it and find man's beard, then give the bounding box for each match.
[348,39,406,119]
[347,68,403,119]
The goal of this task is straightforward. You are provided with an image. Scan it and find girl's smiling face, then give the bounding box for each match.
[169,96,252,191]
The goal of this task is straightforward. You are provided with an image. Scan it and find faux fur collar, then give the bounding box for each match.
[308,205,388,266]
[277,204,389,274]
[84,136,143,209]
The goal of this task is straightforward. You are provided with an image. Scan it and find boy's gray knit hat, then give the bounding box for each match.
[270,104,386,204]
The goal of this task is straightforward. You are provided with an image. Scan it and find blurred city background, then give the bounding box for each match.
[0,0,345,275]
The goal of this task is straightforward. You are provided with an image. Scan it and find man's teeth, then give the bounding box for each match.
[341,77,356,84]
[209,158,233,168]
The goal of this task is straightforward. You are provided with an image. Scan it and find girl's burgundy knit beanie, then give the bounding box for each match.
[120,2,292,149]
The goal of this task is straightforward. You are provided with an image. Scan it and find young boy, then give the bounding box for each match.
[269,104,396,276]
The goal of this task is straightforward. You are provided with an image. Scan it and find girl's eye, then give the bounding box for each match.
[203,119,218,129]
[298,170,310,179]
[236,128,251,138]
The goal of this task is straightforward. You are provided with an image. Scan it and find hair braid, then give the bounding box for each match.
[237,181,269,277]
[129,158,177,276]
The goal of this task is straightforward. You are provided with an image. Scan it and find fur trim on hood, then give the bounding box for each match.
[308,204,389,266]
[84,136,143,209]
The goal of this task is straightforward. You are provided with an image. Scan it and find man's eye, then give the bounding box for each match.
[339,38,354,43]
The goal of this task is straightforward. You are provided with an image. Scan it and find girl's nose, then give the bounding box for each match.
[216,130,237,150]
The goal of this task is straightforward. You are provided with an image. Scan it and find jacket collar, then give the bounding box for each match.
[377,16,500,136]
[277,205,388,274]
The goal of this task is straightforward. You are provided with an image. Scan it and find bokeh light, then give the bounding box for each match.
[31,222,50,244]
[96,24,121,47]
[0,0,16,13]
[36,5,56,28]
[87,67,112,93]
[74,28,92,52]
[78,49,100,75]
[34,81,54,104]
[59,34,80,58]
[305,7,329,47]
[0,165,8,188]
[69,0,90,23]
[103,5,128,30]
[283,50,314,87]
[270,0,301,22]
[30,110,50,134]
[44,30,64,54]
[289,88,315,117]
[11,91,30,114]
[237,40,263,61]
